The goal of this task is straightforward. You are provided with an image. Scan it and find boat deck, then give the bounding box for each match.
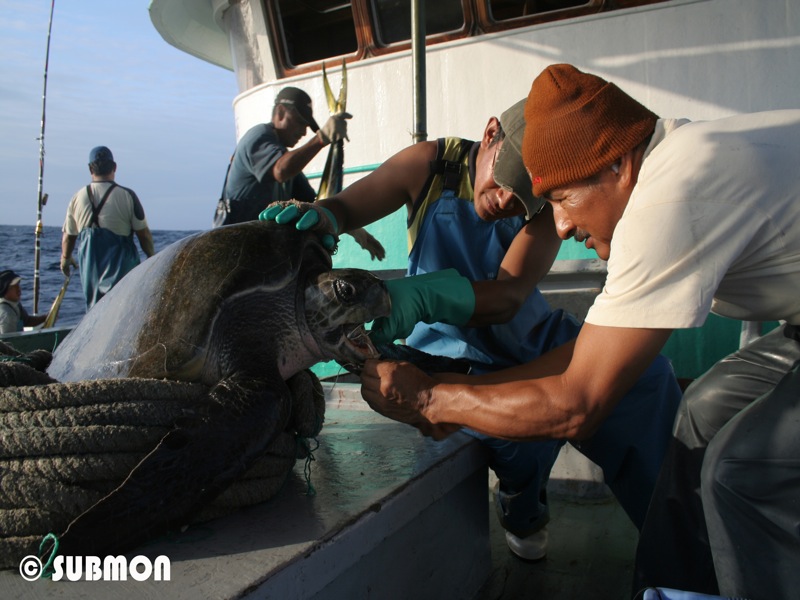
[0,383,640,600]
[478,485,638,600]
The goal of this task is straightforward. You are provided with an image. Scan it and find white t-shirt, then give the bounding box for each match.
[587,111,800,328]
[63,181,149,238]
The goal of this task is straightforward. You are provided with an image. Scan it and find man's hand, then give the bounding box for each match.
[259,200,338,250]
[360,358,460,440]
[347,228,386,261]
[318,112,352,144]
[60,255,78,277]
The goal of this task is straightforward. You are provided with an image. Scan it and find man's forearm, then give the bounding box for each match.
[61,233,76,259]
[136,229,156,257]
[273,136,326,183]
[427,376,591,442]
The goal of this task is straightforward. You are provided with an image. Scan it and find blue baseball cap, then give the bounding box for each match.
[88,146,114,164]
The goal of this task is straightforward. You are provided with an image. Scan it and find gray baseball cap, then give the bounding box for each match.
[493,98,546,220]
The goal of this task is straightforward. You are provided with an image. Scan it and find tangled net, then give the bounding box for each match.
[0,341,325,570]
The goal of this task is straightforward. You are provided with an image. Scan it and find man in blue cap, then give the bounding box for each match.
[61,146,156,310]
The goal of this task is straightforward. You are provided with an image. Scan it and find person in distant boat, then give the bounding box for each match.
[61,146,156,310]
[262,99,682,564]
[0,270,46,333]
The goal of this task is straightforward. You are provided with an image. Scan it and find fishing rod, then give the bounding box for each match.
[33,0,56,314]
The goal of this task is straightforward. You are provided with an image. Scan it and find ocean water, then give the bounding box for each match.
[1,224,201,327]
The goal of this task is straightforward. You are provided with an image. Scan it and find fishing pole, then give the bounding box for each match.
[33,0,56,314]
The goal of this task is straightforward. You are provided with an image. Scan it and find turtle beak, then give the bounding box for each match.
[303,270,391,366]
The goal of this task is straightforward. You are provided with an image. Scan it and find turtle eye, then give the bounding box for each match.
[334,280,357,303]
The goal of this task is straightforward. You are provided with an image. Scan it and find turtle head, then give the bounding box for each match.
[303,269,390,366]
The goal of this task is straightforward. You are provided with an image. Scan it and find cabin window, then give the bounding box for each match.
[265,0,673,76]
[477,0,603,31]
[488,0,591,22]
[275,0,359,66]
[371,0,465,46]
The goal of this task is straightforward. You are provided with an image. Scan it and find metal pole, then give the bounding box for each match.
[34,0,56,314]
[411,0,427,143]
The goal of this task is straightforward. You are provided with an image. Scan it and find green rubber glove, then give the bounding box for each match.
[369,269,476,344]
[259,202,338,249]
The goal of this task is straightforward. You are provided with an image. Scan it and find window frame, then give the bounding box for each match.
[474,0,605,34]
[263,0,671,78]
[362,0,474,58]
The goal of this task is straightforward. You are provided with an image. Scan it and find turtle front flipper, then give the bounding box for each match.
[54,373,293,558]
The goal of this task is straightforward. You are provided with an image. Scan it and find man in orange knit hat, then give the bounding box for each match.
[359,64,800,600]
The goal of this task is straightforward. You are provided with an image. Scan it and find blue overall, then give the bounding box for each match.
[75,183,142,310]
[77,227,140,310]
[405,138,682,533]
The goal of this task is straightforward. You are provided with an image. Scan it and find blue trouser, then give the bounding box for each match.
[466,332,682,537]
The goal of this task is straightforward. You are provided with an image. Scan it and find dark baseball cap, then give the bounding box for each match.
[88,146,114,164]
[0,270,22,297]
[275,87,320,132]
[493,99,546,220]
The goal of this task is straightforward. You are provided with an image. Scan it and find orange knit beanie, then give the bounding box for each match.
[522,64,658,197]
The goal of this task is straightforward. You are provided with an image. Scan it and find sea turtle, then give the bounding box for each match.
[43,219,390,557]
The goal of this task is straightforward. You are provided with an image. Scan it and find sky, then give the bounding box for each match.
[0,0,239,232]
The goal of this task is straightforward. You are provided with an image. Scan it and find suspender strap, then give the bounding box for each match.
[429,138,472,191]
[86,183,117,227]
[220,152,234,200]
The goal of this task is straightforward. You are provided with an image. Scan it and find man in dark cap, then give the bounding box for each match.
[61,146,156,310]
[219,86,351,226]
[0,270,47,333]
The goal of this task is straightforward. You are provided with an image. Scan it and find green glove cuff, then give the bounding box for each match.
[316,206,339,235]
[372,268,475,344]
[414,268,475,326]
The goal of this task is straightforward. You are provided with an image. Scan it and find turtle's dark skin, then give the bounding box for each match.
[45,220,390,557]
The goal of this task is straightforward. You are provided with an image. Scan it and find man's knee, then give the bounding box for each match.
[674,377,729,444]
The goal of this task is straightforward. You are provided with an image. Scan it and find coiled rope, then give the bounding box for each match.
[0,342,324,570]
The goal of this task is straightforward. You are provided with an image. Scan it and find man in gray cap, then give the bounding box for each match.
[262,99,681,560]
[61,146,156,310]
[0,270,47,333]
[219,86,351,226]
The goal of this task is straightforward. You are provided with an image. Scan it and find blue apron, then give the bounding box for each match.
[76,183,141,309]
[406,142,578,374]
